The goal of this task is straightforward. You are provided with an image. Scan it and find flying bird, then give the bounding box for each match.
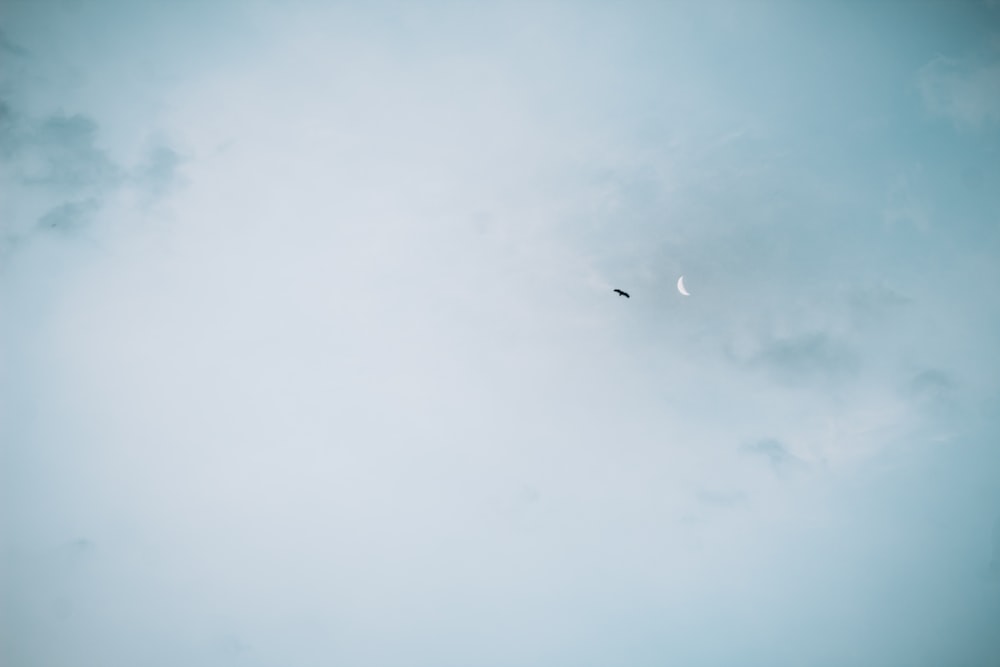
[613,289,630,298]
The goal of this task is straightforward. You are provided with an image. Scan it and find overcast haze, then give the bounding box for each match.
[2,1,1000,665]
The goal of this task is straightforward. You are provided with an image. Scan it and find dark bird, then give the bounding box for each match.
[613,289,630,298]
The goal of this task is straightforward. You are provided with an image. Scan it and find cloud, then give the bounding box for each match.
[0,107,119,245]
[3,2,1000,665]
[848,283,910,325]
[1,99,183,250]
[742,438,804,470]
[905,368,954,399]
[758,332,858,378]
[898,368,964,433]
[918,54,1000,130]
[36,199,100,234]
[732,331,859,386]
[131,145,185,200]
[0,29,27,57]
[24,113,121,190]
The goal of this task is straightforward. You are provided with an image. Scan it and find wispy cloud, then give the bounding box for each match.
[24,113,121,190]
[0,99,183,251]
[36,199,100,234]
[905,368,954,399]
[728,330,859,387]
[741,438,806,472]
[0,106,119,244]
[847,283,910,325]
[918,53,1000,130]
[131,145,185,201]
[0,29,27,57]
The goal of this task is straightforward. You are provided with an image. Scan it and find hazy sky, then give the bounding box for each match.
[2,1,1000,665]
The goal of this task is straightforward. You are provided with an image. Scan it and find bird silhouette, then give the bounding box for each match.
[613,289,630,298]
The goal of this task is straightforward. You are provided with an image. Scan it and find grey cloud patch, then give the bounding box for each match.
[131,145,185,199]
[742,438,804,470]
[1,107,117,244]
[1,100,183,249]
[0,29,28,57]
[37,199,100,234]
[901,368,960,421]
[918,54,1000,130]
[849,283,910,327]
[736,331,859,385]
[905,368,954,400]
[25,113,121,190]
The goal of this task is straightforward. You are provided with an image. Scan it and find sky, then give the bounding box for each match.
[2,1,1000,665]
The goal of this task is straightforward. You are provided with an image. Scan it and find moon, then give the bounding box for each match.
[677,276,691,296]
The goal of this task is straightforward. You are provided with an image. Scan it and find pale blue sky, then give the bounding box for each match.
[2,1,1000,666]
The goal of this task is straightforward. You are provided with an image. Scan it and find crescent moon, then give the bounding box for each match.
[677,276,691,296]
